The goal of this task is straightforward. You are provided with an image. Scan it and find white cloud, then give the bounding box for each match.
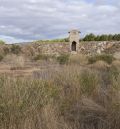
[0,0,120,43]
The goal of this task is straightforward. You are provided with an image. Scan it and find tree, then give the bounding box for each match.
[116,34,120,41]
[108,34,113,41]
[82,33,120,41]
[83,33,96,41]
[99,34,108,41]
[113,34,118,41]
[95,35,100,41]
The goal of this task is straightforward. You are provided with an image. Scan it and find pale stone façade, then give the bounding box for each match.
[68,30,80,53]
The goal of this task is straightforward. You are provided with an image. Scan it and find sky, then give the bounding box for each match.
[0,0,120,43]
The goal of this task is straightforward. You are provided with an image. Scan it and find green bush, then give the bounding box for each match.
[57,54,70,65]
[88,54,115,64]
[11,44,21,54]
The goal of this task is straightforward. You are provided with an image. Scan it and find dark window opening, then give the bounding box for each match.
[71,41,76,51]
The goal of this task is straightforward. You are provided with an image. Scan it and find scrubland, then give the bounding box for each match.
[0,44,120,129]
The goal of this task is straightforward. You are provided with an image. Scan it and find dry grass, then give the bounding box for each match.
[0,61,120,129]
[112,60,120,68]
[3,54,25,70]
[113,52,120,60]
[0,50,119,129]
[89,60,110,70]
[69,54,88,65]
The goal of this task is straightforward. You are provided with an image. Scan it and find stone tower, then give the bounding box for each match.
[69,30,80,52]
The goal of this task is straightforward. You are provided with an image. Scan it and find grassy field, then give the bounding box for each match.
[0,51,120,129]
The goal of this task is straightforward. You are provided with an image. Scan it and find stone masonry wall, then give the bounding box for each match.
[78,41,120,55]
[22,41,120,56]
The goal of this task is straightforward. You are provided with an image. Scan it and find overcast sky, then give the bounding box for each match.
[0,0,120,43]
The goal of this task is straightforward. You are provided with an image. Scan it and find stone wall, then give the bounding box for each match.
[78,41,120,55]
[22,42,70,56]
[21,41,120,56]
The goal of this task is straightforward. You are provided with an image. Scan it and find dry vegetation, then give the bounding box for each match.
[0,44,120,129]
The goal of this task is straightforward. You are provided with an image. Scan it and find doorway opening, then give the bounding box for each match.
[71,41,77,51]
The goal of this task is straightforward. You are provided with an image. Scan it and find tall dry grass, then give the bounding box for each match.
[3,54,25,70]
[0,60,120,129]
[69,54,88,65]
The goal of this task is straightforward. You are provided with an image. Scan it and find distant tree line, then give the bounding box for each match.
[1,33,120,44]
[82,33,120,41]
[38,33,120,42]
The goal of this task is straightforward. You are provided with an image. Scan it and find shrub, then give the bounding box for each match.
[34,54,50,61]
[110,65,120,81]
[0,54,3,61]
[79,70,99,96]
[3,47,10,55]
[69,54,87,65]
[89,61,110,71]
[88,54,115,64]
[0,40,5,44]
[57,54,70,65]
[11,44,21,54]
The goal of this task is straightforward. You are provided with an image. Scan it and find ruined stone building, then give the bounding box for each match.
[69,30,80,52]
